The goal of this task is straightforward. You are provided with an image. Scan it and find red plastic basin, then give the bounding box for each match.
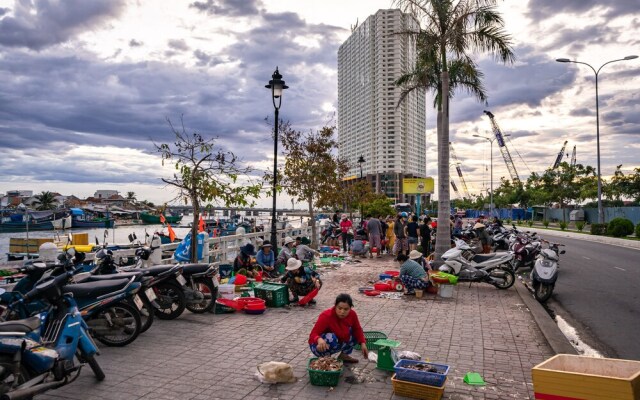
[384,270,400,277]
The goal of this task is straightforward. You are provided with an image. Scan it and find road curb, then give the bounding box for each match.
[514,278,578,355]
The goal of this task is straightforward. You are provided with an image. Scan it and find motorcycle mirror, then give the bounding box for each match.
[560,250,566,254]
[95,236,99,245]
[104,230,109,239]
[128,233,135,243]
[66,247,76,257]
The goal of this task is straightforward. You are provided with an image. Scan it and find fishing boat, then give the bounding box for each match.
[69,208,115,228]
[0,210,69,233]
[140,212,182,224]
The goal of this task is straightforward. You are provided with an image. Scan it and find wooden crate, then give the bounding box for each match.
[72,233,89,245]
[9,238,54,253]
[532,354,640,400]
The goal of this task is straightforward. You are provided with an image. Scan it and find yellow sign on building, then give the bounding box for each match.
[402,177,434,194]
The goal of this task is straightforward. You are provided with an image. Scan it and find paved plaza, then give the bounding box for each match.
[40,257,554,400]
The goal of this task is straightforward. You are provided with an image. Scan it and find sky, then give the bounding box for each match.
[0,0,638,209]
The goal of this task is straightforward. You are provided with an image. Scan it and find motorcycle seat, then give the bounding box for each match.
[472,254,499,263]
[127,265,175,276]
[63,278,130,298]
[84,272,143,281]
[0,315,41,333]
[181,264,210,274]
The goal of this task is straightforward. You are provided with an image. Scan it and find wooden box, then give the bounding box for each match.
[72,233,89,245]
[532,354,640,400]
[9,238,54,253]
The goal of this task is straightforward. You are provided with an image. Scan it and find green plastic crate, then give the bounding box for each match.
[253,283,289,307]
[355,331,388,351]
[307,358,343,386]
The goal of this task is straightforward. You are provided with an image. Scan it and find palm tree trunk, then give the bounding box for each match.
[308,197,318,247]
[435,70,451,260]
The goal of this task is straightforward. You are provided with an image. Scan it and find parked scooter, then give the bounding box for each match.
[510,232,541,271]
[0,271,104,400]
[530,240,565,302]
[439,239,515,289]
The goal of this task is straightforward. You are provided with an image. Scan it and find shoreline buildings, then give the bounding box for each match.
[338,9,427,206]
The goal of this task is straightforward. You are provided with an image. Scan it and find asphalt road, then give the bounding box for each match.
[525,232,640,360]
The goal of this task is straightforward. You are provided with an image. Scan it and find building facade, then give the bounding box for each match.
[338,9,427,205]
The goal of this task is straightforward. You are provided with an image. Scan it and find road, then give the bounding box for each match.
[526,230,640,360]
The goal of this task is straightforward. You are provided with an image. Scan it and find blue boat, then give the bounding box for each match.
[69,208,115,228]
[0,210,69,232]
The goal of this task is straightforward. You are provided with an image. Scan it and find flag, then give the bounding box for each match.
[159,214,166,224]
[198,215,205,233]
[167,223,176,242]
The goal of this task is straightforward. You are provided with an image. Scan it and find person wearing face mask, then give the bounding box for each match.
[393,212,409,259]
[309,293,368,363]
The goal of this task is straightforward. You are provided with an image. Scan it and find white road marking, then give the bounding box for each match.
[582,256,591,260]
[614,267,626,272]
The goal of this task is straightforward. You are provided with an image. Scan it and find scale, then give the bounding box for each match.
[373,339,401,371]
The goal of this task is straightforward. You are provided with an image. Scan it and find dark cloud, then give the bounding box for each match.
[193,49,226,66]
[570,107,592,117]
[0,7,9,17]
[189,0,261,17]
[168,39,189,51]
[527,0,640,21]
[0,0,126,50]
[129,39,143,47]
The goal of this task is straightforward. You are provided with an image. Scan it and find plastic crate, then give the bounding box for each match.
[355,331,388,351]
[307,358,343,387]
[394,359,449,387]
[253,283,289,307]
[391,374,446,400]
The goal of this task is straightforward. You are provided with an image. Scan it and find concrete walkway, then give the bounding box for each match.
[522,226,640,250]
[40,256,554,400]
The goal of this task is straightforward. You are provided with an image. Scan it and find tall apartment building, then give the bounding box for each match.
[338,9,427,205]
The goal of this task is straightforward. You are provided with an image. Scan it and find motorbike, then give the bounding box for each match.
[0,271,104,400]
[1,249,143,348]
[439,239,515,289]
[530,240,565,302]
[510,232,541,271]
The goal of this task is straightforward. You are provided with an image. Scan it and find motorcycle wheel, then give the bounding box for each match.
[77,352,105,381]
[185,279,217,314]
[490,267,515,289]
[0,356,31,398]
[136,295,154,333]
[534,282,554,302]
[88,301,141,347]
[153,281,186,320]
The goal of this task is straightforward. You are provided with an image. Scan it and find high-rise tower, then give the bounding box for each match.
[338,9,426,203]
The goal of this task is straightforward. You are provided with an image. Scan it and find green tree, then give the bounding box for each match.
[277,123,349,247]
[126,191,137,201]
[33,191,57,210]
[156,119,261,262]
[362,194,396,218]
[395,0,515,259]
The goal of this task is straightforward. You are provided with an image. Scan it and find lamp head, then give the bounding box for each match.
[556,58,571,63]
[358,155,365,164]
[265,67,289,98]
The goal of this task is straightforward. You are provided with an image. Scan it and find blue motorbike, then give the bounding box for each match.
[0,271,104,400]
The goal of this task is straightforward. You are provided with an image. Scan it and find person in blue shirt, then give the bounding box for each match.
[256,240,277,277]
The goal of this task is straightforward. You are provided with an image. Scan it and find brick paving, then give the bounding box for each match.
[39,256,553,400]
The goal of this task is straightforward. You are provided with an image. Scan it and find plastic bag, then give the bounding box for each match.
[255,361,297,384]
[367,352,378,362]
[397,351,421,361]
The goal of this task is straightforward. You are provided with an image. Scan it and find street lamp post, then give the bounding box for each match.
[473,134,510,218]
[265,67,289,248]
[556,55,638,224]
[357,155,365,223]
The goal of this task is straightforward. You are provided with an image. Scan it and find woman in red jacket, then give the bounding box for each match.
[308,294,368,363]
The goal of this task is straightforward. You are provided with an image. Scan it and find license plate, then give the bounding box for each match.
[145,288,157,302]
[176,273,187,286]
[133,295,144,310]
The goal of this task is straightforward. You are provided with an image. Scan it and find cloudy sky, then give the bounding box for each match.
[0,0,638,208]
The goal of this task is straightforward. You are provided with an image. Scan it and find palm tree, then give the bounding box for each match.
[33,191,57,210]
[126,191,137,201]
[394,0,515,259]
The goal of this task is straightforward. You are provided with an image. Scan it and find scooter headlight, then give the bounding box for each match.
[541,260,553,268]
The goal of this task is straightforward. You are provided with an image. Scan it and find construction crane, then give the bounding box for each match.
[449,142,472,199]
[552,141,569,169]
[570,145,576,167]
[483,110,521,183]
[450,181,462,199]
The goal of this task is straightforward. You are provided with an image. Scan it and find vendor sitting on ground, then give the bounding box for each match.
[397,253,430,295]
[349,232,370,258]
[309,293,369,363]
[280,258,322,304]
[255,241,277,278]
[295,237,320,263]
[276,236,296,270]
[234,243,258,278]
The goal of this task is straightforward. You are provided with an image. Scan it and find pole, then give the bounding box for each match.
[490,139,493,218]
[595,72,603,224]
[359,164,363,223]
[271,108,279,248]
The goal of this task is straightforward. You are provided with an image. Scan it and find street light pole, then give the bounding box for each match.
[474,134,510,218]
[265,67,289,248]
[357,155,365,223]
[556,55,637,224]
